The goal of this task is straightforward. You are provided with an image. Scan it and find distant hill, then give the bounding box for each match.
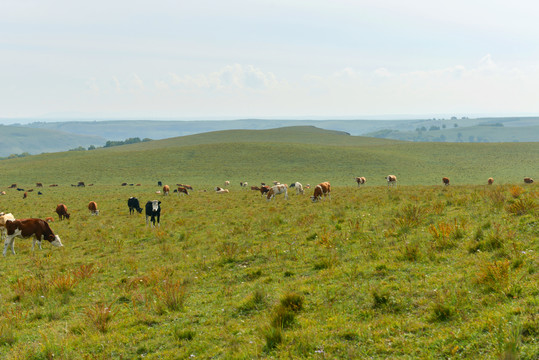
[1,126,536,187]
[0,125,106,157]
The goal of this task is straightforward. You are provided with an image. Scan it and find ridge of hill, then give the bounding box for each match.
[0,126,537,187]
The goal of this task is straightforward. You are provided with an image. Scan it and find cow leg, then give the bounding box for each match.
[156,214,160,227]
[146,215,150,226]
[4,236,15,256]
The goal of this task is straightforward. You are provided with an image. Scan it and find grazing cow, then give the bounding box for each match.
[215,187,229,193]
[177,187,189,195]
[3,218,63,256]
[136,184,141,186]
[267,184,288,201]
[163,185,170,196]
[0,191,5,195]
[45,217,54,223]
[442,177,450,186]
[224,181,230,187]
[88,201,99,215]
[36,183,43,187]
[251,186,260,191]
[386,175,397,186]
[23,192,27,199]
[77,181,85,187]
[55,204,70,220]
[240,182,248,187]
[157,181,162,186]
[355,177,366,187]
[128,197,143,214]
[259,185,271,195]
[273,181,280,185]
[524,177,534,184]
[121,182,127,186]
[145,200,161,227]
[293,182,304,195]
[9,184,17,189]
[38,191,43,195]
[311,182,331,202]
[488,178,494,185]
[16,188,24,191]
[88,184,94,186]
[49,184,58,187]
[27,189,33,192]
[0,213,16,240]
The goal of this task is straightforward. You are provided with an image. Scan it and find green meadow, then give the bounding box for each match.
[0,127,537,359]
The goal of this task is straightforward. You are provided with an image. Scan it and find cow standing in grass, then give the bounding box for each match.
[293,182,304,195]
[3,218,63,256]
[88,201,99,215]
[0,213,16,241]
[145,200,161,227]
[355,177,366,187]
[128,197,143,214]
[55,204,70,220]
[442,177,450,186]
[488,178,494,185]
[524,177,534,184]
[163,185,170,196]
[267,184,288,201]
[386,175,397,186]
[311,182,331,202]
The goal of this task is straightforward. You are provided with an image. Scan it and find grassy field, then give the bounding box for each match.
[0,127,537,187]
[0,127,537,358]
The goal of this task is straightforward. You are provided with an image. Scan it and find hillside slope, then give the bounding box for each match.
[0,125,106,157]
[0,127,537,187]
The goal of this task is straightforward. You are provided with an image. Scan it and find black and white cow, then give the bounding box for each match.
[128,197,143,214]
[145,200,161,227]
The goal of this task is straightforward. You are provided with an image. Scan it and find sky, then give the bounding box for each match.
[1,0,539,121]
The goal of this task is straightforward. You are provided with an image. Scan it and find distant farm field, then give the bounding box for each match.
[0,127,537,359]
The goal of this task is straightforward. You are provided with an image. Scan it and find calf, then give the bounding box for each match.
[442,177,450,186]
[36,183,43,187]
[3,218,63,256]
[311,182,331,202]
[163,185,170,196]
[88,201,99,215]
[487,178,494,185]
[386,175,397,186]
[145,200,161,227]
[55,204,70,220]
[177,187,189,195]
[524,177,534,184]
[267,184,288,201]
[128,197,143,214]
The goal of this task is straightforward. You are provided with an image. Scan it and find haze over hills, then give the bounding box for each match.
[0,117,538,157]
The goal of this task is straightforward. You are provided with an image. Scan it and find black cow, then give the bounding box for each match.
[145,200,161,227]
[157,181,162,186]
[128,197,143,214]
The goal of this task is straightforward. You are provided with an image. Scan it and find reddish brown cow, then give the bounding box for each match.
[3,218,63,256]
[177,184,193,190]
[36,182,43,187]
[311,182,331,202]
[55,204,70,220]
[163,185,170,196]
[88,201,99,215]
[23,192,27,199]
[487,177,494,185]
[442,177,450,186]
[177,187,189,195]
[524,177,534,184]
[251,186,260,191]
[9,184,17,189]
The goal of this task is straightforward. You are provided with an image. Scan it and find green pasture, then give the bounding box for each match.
[0,127,537,188]
[0,183,537,359]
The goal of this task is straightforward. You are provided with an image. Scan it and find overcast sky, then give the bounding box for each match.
[1,0,539,121]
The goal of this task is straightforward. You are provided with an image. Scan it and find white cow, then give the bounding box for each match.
[293,182,304,195]
[267,184,288,201]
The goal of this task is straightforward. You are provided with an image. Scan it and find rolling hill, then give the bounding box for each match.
[0,126,537,187]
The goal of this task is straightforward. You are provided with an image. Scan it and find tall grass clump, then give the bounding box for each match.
[428,219,465,250]
[506,198,537,216]
[509,185,525,199]
[475,260,511,294]
[237,288,267,315]
[394,203,426,232]
[0,323,16,346]
[86,301,119,333]
[154,279,187,313]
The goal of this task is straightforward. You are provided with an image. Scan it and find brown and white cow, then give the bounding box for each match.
[442,177,450,186]
[55,204,70,220]
[487,177,494,185]
[163,185,170,196]
[311,182,331,202]
[177,187,189,195]
[0,191,6,195]
[88,201,99,215]
[386,175,397,186]
[524,177,534,184]
[267,184,288,201]
[251,186,260,191]
[0,213,16,240]
[259,185,271,196]
[36,182,43,187]
[3,218,63,256]
[355,177,366,187]
[224,181,230,187]
[215,187,229,194]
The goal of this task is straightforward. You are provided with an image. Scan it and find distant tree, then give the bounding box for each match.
[457,132,463,141]
[88,145,96,150]
[454,123,458,128]
[429,126,440,131]
[468,135,475,142]
[451,116,457,120]
[420,126,427,131]
[69,146,86,151]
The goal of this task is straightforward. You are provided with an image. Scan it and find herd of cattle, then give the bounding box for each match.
[0,175,535,257]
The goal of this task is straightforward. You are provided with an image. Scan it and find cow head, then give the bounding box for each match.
[50,235,63,247]
[151,200,161,212]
